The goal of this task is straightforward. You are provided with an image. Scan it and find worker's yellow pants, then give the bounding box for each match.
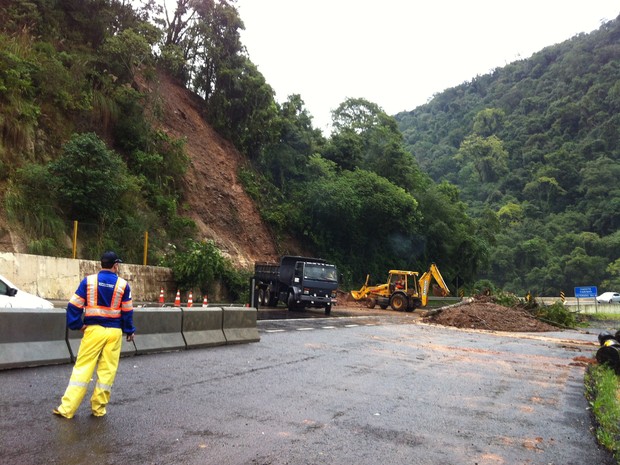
[56,326,122,418]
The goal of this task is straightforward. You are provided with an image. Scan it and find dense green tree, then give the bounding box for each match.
[522,176,566,213]
[416,182,491,285]
[288,155,423,282]
[579,156,620,235]
[100,26,158,82]
[188,0,245,102]
[602,259,620,290]
[207,58,279,158]
[258,94,325,189]
[457,134,509,183]
[48,132,129,222]
[322,131,364,171]
[328,97,429,192]
[472,108,505,137]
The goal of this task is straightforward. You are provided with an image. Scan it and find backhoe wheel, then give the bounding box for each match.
[390,293,407,311]
[325,303,331,315]
[366,298,377,309]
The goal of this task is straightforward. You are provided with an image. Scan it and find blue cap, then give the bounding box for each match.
[101,251,122,267]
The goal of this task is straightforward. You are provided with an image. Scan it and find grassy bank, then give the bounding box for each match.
[586,364,620,463]
[584,313,620,463]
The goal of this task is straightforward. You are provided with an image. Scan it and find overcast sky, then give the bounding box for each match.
[235,1,619,133]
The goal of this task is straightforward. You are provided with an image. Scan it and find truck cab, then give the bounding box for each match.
[254,256,338,315]
[288,260,338,314]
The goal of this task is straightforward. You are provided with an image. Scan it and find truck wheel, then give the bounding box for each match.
[390,293,407,311]
[287,292,299,311]
[325,304,331,315]
[366,298,376,309]
[268,291,278,307]
[258,289,265,306]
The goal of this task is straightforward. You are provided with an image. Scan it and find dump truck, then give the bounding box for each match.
[351,263,450,311]
[254,256,338,315]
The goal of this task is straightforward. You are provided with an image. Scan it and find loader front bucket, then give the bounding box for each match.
[350,289,367,300]
[350,274,371,301]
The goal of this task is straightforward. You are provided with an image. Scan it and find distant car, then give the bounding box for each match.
[596,292,620,304]
[0,274,54,308]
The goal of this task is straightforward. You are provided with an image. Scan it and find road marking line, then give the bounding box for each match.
[265,329,286,333]
[345,324,359,327]
[322,326,336,329]
[297,328,314,331]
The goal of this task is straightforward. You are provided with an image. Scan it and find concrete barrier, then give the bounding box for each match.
[132,307,186,354]
[66,328,137,362]
[1,304,260,370]
[182,307,226,348]
[573,303,620,314]
[0,308,71,369]
[222,306,260,344]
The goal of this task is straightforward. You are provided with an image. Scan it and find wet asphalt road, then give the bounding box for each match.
[0,309,614,465]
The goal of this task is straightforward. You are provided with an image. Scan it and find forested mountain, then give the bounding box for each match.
[1,0,618,297]
[396,17,620,295]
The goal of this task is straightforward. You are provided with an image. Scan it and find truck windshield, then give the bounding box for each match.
[304,264,337,282]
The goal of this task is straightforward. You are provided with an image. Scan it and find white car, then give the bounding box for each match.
[596,292,620,304]
[0,274,54,308]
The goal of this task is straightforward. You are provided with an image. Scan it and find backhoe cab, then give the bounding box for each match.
[351,263,450,312]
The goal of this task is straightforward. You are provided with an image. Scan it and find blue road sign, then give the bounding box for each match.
[574,286,598,298]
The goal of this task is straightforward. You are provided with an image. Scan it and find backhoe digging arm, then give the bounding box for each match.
[419,263,450,307]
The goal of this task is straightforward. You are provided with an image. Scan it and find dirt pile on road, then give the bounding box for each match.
[423,296,558,332]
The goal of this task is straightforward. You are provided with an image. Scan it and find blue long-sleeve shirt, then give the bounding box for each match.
[66,270,135,334]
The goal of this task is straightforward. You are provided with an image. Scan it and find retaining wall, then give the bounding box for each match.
[0,252,175,302]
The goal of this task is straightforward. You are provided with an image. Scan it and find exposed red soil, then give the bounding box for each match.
[135,72,282,268]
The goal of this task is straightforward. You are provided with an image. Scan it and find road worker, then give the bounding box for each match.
[53,251,135,419]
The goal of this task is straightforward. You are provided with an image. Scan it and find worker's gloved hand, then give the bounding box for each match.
[126,333,135,342]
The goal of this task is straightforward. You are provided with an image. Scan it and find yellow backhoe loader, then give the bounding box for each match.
[350,263,450,311]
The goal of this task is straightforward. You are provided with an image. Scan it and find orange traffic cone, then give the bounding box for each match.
[187,291,193,308]
[158,288,164,307]
[174,290,181,307]
[202,295,208,307]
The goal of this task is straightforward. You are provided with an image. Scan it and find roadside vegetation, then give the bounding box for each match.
[586,364,620,463]
[161,239,251,304]
[581,312,620,463]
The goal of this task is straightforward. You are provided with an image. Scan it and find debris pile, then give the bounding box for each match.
[423,296,558,332]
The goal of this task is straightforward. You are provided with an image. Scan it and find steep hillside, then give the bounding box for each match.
[135,73,280,268]
[394,17,620,293]
[0,71,281,269]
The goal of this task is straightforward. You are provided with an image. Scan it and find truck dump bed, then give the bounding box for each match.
[254,262,279,282]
